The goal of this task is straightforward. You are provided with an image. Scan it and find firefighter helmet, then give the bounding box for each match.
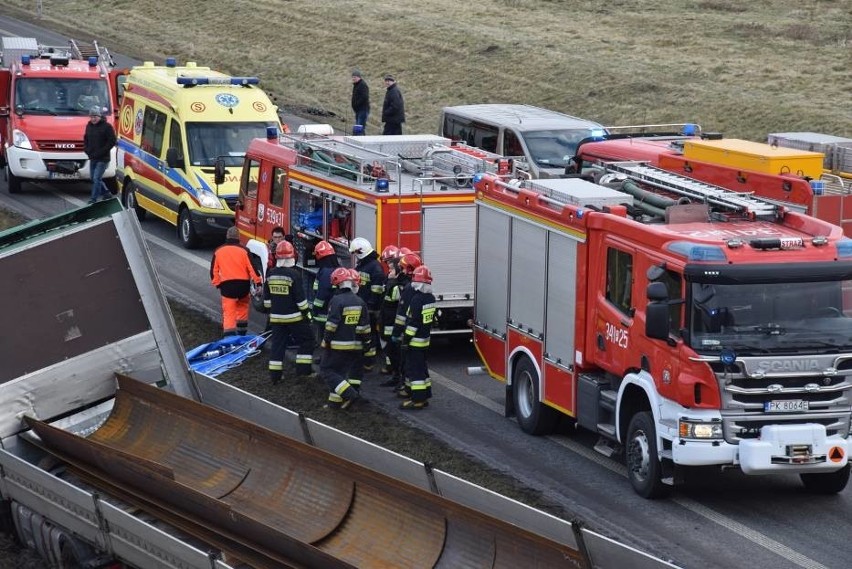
[348,268,362,283]
[314,240,335,259]
[275,240,296,259]
[399,253,422,275]
[398,247,413,256]
[348,237,373,259]
[331,267,354,287]
[380,245,400,262]
[412,265,433,284]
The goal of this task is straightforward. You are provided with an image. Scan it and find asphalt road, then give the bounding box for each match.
[2,12,851,569]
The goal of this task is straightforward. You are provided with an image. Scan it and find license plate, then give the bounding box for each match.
[48,172,80,180]
[764,399,808,413]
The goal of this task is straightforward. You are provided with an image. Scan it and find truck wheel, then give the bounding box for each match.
[512,357,558,435]
[178,207,201,249]
[800,463,850,494]
[123,180,146,221]
[626,411,669,499]
[6,166,21,194]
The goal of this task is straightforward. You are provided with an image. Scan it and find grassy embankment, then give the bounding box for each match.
[4,0,850,139]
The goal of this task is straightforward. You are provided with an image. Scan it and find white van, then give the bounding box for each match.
[440,104,606,178]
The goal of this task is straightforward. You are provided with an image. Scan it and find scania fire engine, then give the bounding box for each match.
[235,130,509,331]
[0,36,125,193]
[472,160,852,497]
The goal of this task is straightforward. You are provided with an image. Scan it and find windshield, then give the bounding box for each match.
[689,279,852,354]
[15,78,110,116]
[520,128,598,168]
[186,122,275,167]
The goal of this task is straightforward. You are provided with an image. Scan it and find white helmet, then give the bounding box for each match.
[348,237,373,260]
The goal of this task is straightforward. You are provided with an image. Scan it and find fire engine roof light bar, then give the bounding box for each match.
[88,56,98,67]
[266,126,279,140]
[176,76,260,87]
[836,239,852,258]
[165,57,177,68]
[667,241,727,262]
[21,55,30,65]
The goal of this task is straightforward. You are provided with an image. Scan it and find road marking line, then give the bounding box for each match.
[430,372,828,569]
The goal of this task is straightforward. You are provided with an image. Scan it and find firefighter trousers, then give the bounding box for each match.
[220,295,250,336]
[403,346,432,403]
[320,349,363,403]
[269,320,315,382]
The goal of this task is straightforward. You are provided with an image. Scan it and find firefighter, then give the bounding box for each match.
[210,226,261,337]
[399,265,436,410]
[320,267,372,409]
[310,240,340,342]
[377,245,407,386]
[348,237,385,372]
[389,252,422,391]
[264,240,315,382]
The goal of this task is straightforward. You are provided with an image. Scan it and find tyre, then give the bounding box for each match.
[626,411,669,498]
[800,463,850,494]
[178,207,201,249]
[123,180,147,221]
[512,356,558,435]
[6,166,22,194]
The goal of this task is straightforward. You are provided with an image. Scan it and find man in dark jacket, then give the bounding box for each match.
[381,74,405,135]
[83,105,116,204]
[351,69,370,135]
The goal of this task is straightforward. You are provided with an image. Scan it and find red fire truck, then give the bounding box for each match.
[575,129,852,236]
[472,161,852,497]
[235,130,509,331]
[0,37,126,193]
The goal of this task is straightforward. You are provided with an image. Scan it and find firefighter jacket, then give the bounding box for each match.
[311,266,337,323]
[355,251,386,311]
[381,272,409,333]
[263,265,310,324]
[210,241,261,299]
[324,289,372,352]
[391,282,416,340]
[404,290,437,348]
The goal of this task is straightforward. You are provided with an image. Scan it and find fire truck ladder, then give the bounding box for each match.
[69,39,114,67]
[604,161,781,218]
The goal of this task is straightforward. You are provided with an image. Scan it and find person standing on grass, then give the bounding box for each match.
[351,68,370,135]
[381,74,405,135]
[83,105,116,204]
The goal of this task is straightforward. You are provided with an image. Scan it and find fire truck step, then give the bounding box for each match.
[599,389,617,413]
[593,435,620,457]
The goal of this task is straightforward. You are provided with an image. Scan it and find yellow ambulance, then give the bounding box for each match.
[116,59,283,247]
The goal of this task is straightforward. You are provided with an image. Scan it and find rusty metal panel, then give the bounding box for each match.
[0,222,148,384]
[25,374,586,568]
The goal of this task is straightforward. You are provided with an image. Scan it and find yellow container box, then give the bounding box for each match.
[683,139,825,179]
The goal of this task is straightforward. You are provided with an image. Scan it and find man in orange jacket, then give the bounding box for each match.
[210,226,262,336]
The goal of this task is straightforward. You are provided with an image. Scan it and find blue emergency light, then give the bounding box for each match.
[375,178,390,192]
[88,56,98,67]
[667,241,727,262]
[472,173,484,184]
[165,57,177,67]
[719,349,737,366]
[266,126,278,140]
[176,76,260,87]
[681,123,699,136]
[21,55,30,65]
[837,239,852,258]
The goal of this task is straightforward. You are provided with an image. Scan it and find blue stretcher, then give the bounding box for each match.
[185,333,269,377]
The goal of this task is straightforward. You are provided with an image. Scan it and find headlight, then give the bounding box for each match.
[12,129,32,150]
[197,191,224,209]
[679,419,723,440]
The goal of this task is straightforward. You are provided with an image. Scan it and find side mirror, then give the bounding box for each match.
[165,147,183,169]
[214,157,226,186]
[646,303,671,341]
